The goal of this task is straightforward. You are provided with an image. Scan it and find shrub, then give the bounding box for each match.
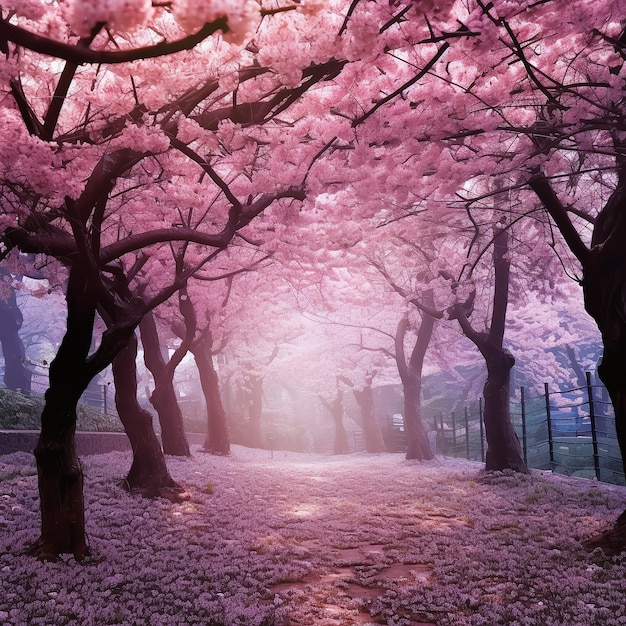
[0,388,123,432]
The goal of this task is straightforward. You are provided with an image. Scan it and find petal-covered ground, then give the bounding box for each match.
[1,446,626,626]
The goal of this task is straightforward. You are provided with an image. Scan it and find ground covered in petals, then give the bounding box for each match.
[1,446,626,626]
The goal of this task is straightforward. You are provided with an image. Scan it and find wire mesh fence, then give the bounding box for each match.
[431,372,625,486]
[0,364,115,417]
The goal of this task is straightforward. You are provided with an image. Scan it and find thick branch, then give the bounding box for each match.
[41,27,101,140]
[100,227,231,262]
[0,17,228,64]
[488,226,510,346]
[73,149,145,224]
[166,284,197,379]
[3,227,76,260]
[528,172,590,266]
[395,316,410,383]
[193,59,347,130]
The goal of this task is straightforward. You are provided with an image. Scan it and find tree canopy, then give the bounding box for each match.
[2,0,626,557]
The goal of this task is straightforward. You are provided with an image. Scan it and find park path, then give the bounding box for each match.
[269,539,435,625]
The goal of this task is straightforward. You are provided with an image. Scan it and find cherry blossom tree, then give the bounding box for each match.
[140,307,191,456]
[0,0,356,560]
[446,223,528,473]
[2,0,623,562]
[163,278,232,456]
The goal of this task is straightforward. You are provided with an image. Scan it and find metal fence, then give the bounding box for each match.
[0,364,114,416]
[431,372,625,486]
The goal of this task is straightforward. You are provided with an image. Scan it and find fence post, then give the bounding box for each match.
[586,371,601,480]
[451,411,457,457]
[103,384,108,415]
[545,382,554,470]
[437,413,445,455]
[479,398,485,462]
[520,386,527,465]
[464,406,470,460]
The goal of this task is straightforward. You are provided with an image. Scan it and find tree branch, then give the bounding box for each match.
[528,171,590,266]
[0,17,228,64]
[352,43,449,127]
[395,316,409,384]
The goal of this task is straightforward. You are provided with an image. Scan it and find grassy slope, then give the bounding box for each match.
[0,388,123,432]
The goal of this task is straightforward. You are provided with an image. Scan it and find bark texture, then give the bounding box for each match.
[530,166,626,544]
[30,266,94,561]
[395,316,435,461]
[140,311,190,457]
[112,333,185,498]
[450,226,528,473]
[530,172,626,480]
[352,377,387,453]
[192,340,230,455]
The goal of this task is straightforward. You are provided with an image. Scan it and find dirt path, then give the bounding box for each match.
[270,540,435,625]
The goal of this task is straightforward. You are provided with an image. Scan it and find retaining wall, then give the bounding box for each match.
[0,431,206,456]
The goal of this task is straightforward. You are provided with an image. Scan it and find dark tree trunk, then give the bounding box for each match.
[112,333,185,498]
[169,288,230,455]
[481,345,526,471]
[192,341,230,455]
[140,311,190,457]
[320,389,349,454]
[353,379,387,453]
[30,267,95,561]
[531,172,626,480]
[0,268,31,392]
[395,316,435,461]
[403,379,434,460]
[583,203,626,483]
[450,226,528,473]
[530,169,626,544]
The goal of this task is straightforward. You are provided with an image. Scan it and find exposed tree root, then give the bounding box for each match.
[118,478,191,503]
[158,487,191,503]
[27,536,90,562]
[586,517,626,555]
[199,447,230,456]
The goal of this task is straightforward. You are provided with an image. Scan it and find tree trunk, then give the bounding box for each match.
[30,267,95,561]
[320,389,349,454]
[530,172,626,476]
[450,226,528,473]
[403,379,434,460]
[530,171,626,544]
[0,269,31,392]
[353,382,387,453]
[191,342,230,455]
[582,196,626,482]
[395,316,435,461]
[139,312,190,456]
[112,333,185,498]
[481,345,527,471]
